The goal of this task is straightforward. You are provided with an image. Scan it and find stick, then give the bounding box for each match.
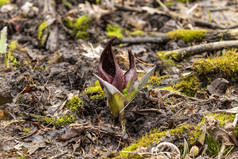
[162,40,238,62]
[114,36,169,45]
[114,29,238,45]
[115,5,143,13]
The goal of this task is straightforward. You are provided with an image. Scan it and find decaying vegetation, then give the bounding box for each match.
[1,0,238,158]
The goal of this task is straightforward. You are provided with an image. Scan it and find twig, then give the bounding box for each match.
[114,36,169,45]
[57,122,128,142]
[132,108,163,114]
[115,29,238,45]
[194,19,226,29]
[218,143,226,159]
[163,40,238,62]
[209,7,229,12]
[115,5,143,13]
[48,151,68,159]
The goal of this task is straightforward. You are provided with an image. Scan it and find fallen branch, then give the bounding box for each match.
[57,122,128,142]
[115,5,143,13]
[160,40,238,62]
[115,29,238,45]
[114,36,169,45]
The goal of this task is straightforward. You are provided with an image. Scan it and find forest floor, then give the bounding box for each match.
[1,0,238,158]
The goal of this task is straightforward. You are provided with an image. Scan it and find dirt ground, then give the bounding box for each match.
[1,0,238,158]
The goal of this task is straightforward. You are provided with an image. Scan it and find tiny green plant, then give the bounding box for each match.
[0,27,8,67]
[95,38,155,129]
[0,27,18,68]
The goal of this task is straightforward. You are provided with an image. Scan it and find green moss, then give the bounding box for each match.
[63,18,74,29]
[120,124,193,158]
[129,30,144,36]
[167,29,207,42]
[37,20,48,46]
[84,80,106,99]
[157,51,179,65]
[74,14,90,40]
[63,14,90,40]
[54,114,75,128]
[4,40,18,68]
[160,86,178,92]
[165,1,176,6]
[18,155,27,159]
[148,75,165,86]
[0,0,9,7]
[106,25,123,39]
[65,96,82,113]
[34,114,75,128]
[137,74,167,88]
[9,40,17,51]
[193,51,238,82]
[206,113,235,127]
[74,15,90,32]
[75,31,88,40]
[175,74,200,97]
[118,112,238,158]
[22,127,32,133]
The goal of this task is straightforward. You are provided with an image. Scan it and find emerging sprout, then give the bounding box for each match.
[94,38,156,128]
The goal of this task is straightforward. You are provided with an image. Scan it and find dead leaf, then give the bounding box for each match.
[207,78,229,96]
[0,109,13,120]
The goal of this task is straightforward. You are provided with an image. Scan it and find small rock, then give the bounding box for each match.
[21,2,38,17]
[21,2,33,15]
[207,78,229,95]
[0,4,14,13]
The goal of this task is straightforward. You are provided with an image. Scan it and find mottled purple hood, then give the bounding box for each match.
[98,38,137,91]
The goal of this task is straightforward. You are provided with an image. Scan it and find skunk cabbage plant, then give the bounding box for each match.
[94,38,155,124]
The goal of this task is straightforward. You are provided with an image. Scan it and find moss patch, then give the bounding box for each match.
[63,14,90,40]
[35,114,75,128]
[129,30,144,36]
[160,86,178,92]
[74,15,90,39]
[106,25,123,39]
[84,80,106,99]
[22,127,32,134]
[193,51,238,82]
[167,29,207,42]
[0,0,9,7]
[165,1,176,6]
[119,124,194,158]
[118,112,238,158]
[7,41,18,68]
[65,96,82,113]
[148,75,167,86]
[54,114,75,128]
[175,74,200,97]
[206,113,235,127]
[157,50,179,65]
